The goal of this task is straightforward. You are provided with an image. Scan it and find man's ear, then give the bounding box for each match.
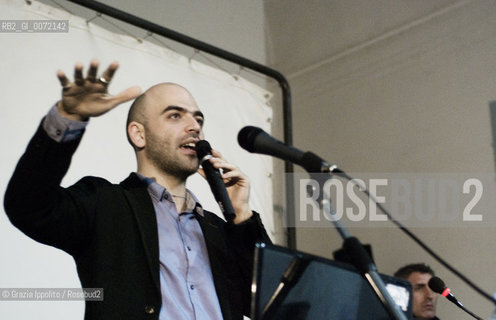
[128,121,146,149]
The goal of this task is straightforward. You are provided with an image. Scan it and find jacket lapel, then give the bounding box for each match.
[120,173,161,297]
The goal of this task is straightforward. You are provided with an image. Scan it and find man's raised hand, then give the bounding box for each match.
[56,60,141,121]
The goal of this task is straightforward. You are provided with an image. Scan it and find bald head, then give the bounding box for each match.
[126,83,200,149]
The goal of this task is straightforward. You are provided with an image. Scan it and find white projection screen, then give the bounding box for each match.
[0,1,274,318]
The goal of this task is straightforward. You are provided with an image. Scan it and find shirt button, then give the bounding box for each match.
[190,285,195,290]
[55,129,62,136]
[144,306,155,314]
[187,246,191,251]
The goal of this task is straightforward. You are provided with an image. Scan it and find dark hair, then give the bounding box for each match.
[394,263,435,279]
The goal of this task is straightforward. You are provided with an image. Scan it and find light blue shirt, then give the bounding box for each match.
[139,175,223,320]
[43,105,224,319]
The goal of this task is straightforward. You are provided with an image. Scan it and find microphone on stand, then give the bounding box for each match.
[195,140,236,222]
[428,276,462,306]
[237,126,340,173]
[428,276,483,320]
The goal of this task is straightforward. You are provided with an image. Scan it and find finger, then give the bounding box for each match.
[74,62,84,86]
[222,171,249,187]
[221,170,239,180]
[57,70,70,89]
[100,61,119,84]
[221,169,246,180]
[221,172,244,187]
[110,86,142,105]
[99,86,142,115]
[87,59,99,82]
[211,149,225,160]
[210,158,236,172]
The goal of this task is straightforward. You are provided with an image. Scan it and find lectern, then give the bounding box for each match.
[251,243,412,320]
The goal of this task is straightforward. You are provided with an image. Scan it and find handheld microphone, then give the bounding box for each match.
[195,140,236,222]
[237,126,339,173]
[428,276,483,320]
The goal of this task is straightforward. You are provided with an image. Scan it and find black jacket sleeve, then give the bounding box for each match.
[3,122,97,255]
[226,212,272,316]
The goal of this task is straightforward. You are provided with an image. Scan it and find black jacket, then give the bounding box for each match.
[4,123,270,319]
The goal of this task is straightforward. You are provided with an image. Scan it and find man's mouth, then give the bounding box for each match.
[180,141,198,155]
[423,303,434,310]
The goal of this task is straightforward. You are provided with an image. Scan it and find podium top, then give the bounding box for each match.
[251,243,412,320]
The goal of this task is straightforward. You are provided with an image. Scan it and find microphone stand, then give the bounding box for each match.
[261,256,310,320]
[308,171,407,320]
[450,301,483,320]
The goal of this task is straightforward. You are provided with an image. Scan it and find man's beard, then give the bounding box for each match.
[145,135,199,180]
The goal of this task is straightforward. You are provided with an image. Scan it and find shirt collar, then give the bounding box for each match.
[136,172,204,216]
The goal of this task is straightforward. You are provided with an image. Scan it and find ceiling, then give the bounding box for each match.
[35,0,466,83]
[264,0,461,77]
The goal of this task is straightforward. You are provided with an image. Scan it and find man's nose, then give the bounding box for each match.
[185,115,201,133]
[426,288,436,299]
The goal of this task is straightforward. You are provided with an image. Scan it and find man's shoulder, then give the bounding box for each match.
[70,173,141,192]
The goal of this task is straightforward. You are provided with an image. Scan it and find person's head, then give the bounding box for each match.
[394,263,437,319]
[126,83,205,181]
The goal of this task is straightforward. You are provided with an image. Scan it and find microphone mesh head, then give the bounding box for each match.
[238,126,263,152]
[428,276,446,294]
[195,140,212,160]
